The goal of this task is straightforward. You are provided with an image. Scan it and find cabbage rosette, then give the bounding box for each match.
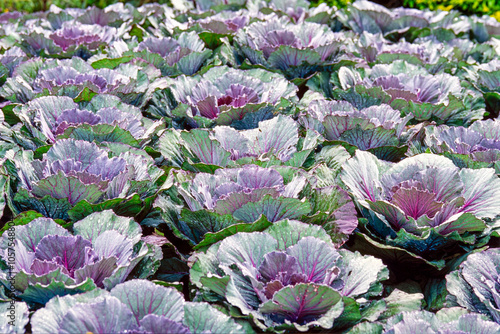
[299,98,411,161]
[156,165,313,249]
[15,95,163,149]
[149,66,297,129]
[8,138,163,221]
[420,120,500,174]
[340,150,500,272]
[19,21,120,59]
[131,32,212,76]
[190,220,388,332]
[0,210,158,305]
[14,5,133,59]
[330,62,484,125]
[234,16,352,79]
[156,115,319,170]
[1,57,159,106]
[155,145,357,248]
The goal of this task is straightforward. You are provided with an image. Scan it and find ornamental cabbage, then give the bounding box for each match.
[133,32,212,76]
[421,120,500,173]
[341,150,500,271]
[8,138,163,220]
[299,98,410,161]
[1,57,158,106]
[383,309,500,334]
[149,66,297,129]
[30,279,246,333]
[157,115,317,169]
[16,95,162,149]
[0,210,156,305]
[157,165,312,247]
[331,62,484,125]
[235,16,350,79]
[191,220,388,331]
[338,0,430,35]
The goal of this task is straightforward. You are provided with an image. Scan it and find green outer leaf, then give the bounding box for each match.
[91,56,134,70]
[189,242,221,289]
[349,232,447,273]
[330,297,361,330]
[380,288,423,319]
[157,129,184,168]
[265,219,331,250]
[1,103,21,126]
[337,249,389,298]
[67,194,149,222]
[58,124,140,148]
[232,196,311,223]
[110,279,184,322]
[31,173,105,205]
[73,209,141,243]
[19,278,97,305]
[13,189,73,220]
[181,130,230,167]
[129,25,144,43]
[0,211,43,237]
[73,87,97,103]
[214,103,269,126]
[423,278,447,312]
[199,275,231,299]
[184,302,246,334]
[434,213,486,235]
[259,283,342,330]
[178,209,243,245]
[15,268,75,292]
[194,215,273,251]
[67,198,123,222]
[345,322,383,334]
[199,32,227,50]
